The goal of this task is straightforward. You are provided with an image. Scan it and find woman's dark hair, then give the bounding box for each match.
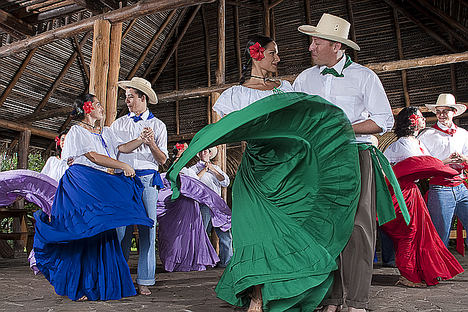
[239,35,274,84]
[56,131,67,157]
[71,93,96,120]
[394,106,420,138]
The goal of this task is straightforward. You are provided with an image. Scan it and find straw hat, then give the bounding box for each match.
[117,77,158,104]
[197,147,218,160]
[425,93,466,117]
[298,13,360,51]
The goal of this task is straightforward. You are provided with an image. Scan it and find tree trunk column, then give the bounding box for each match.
[89,20,111,127]
[105,23,122,126]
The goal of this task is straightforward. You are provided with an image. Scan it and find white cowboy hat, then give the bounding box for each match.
[117,77,158,104]
[197,147,218,160]
[425,93,466,117]
[298,13,360,51]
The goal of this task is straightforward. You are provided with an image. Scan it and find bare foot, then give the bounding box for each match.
[395,276,427,288]
[138,285,151,296]
[247,285,263,312]
[77,295,88,301]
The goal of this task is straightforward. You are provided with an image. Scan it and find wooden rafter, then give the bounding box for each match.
[408,0,468,47]
[22,106,74,122]
[142,9,187,78]
[226,1,262,11]
[0,48,37,108]
[122,18,137,38]
[24,4,83,23]
[269,0,284,9]
[0,119,57,139]
[155,51,468,103]
[151,6,201,84]
[200,5,212,124]
[0,9,35,39]
[70,0,103,15]
[127,10,177,80]
[0,0,216,58]
[72,35,90,84]
[415,0,468,37]
[30,31,92,117]
[382,0,461,54]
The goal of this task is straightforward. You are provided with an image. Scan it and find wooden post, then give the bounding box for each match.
[304,0,313,65]
[17,130,31,170]
[263,0,270,36]
[175,30,180,135]
[450,64,457,97]
[346,0,358,61]
[105,22,122,126]
[393,9,410,107]
[233,5,242,80]
[89,19,111,126]
[201,6,212,124]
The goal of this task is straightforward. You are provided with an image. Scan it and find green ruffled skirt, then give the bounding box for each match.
[167,92,361,311]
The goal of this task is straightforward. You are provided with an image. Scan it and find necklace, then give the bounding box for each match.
[80,121,97,130]
[250,75,278,82]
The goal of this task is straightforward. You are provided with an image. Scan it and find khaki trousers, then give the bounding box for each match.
[323,149,377,309]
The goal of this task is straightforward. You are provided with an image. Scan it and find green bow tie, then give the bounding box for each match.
[321,67,343,77]
[320,55,353,78]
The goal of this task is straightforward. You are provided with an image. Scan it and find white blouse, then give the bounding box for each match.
[41,156,68,182]
[61,125,119,172]
[213,80,294,117]
[383,136,430,164]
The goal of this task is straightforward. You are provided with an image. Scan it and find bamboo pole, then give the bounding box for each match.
[0,48,37,108]
[105,22,122,126]
[393,9,410,107]
[89,20,111,127]
[73,35,90,84]
[0,0,216,58]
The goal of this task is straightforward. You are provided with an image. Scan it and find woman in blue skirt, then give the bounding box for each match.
[33,94,153,301]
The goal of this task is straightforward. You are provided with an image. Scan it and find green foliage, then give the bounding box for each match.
[0,151,46,172]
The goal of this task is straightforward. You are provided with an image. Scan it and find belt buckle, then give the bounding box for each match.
[107,168,115,175]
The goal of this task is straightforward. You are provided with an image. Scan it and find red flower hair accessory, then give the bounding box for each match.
[83,101,94,114]
[175,143,185,151]
[409,114,419,126]
[249,42,265,61]
[55,136,60,147]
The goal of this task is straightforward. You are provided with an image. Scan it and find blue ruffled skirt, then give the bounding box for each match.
[33,164,153,301]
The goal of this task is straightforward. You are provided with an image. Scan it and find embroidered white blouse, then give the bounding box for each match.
[41,156,68,182]
[383,136,430,164]
[213,80,294,117]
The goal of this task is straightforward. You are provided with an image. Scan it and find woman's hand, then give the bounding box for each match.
[122,164,136,177]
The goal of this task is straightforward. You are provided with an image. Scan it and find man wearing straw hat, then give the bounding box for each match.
[418,93,468,248]
[294,13,394,312]
[111,77,168,296]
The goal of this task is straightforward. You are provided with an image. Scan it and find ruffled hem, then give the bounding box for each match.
[215,230,337,308]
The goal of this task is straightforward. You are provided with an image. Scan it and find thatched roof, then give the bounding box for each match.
[0,0,467,159]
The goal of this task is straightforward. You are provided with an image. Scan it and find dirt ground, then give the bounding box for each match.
[0,248,467,312]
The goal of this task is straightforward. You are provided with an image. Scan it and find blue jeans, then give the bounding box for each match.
[200,204,233,267]
[427,183,468,246]
[117,174,157,286]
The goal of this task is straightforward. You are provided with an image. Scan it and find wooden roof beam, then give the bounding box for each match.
[0,9,35,39]
[382,0,460,54]
[0,118,57,139]
[22,106,73,122]
[71,0,104,15]
[415,0,468,37]
[24,4,83,23]
[0,0,216,58]
[155,51,468,103]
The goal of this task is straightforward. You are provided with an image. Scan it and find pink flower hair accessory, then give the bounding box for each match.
[409,114,419,126]
[55,136,60,147]
[83,101,94,114]
[249,42,265,61]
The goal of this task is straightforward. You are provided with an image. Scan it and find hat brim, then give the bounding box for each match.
[197,147,218,160]
[117,81,158,104]
[425,104,467,117]
[298,25,360,51]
